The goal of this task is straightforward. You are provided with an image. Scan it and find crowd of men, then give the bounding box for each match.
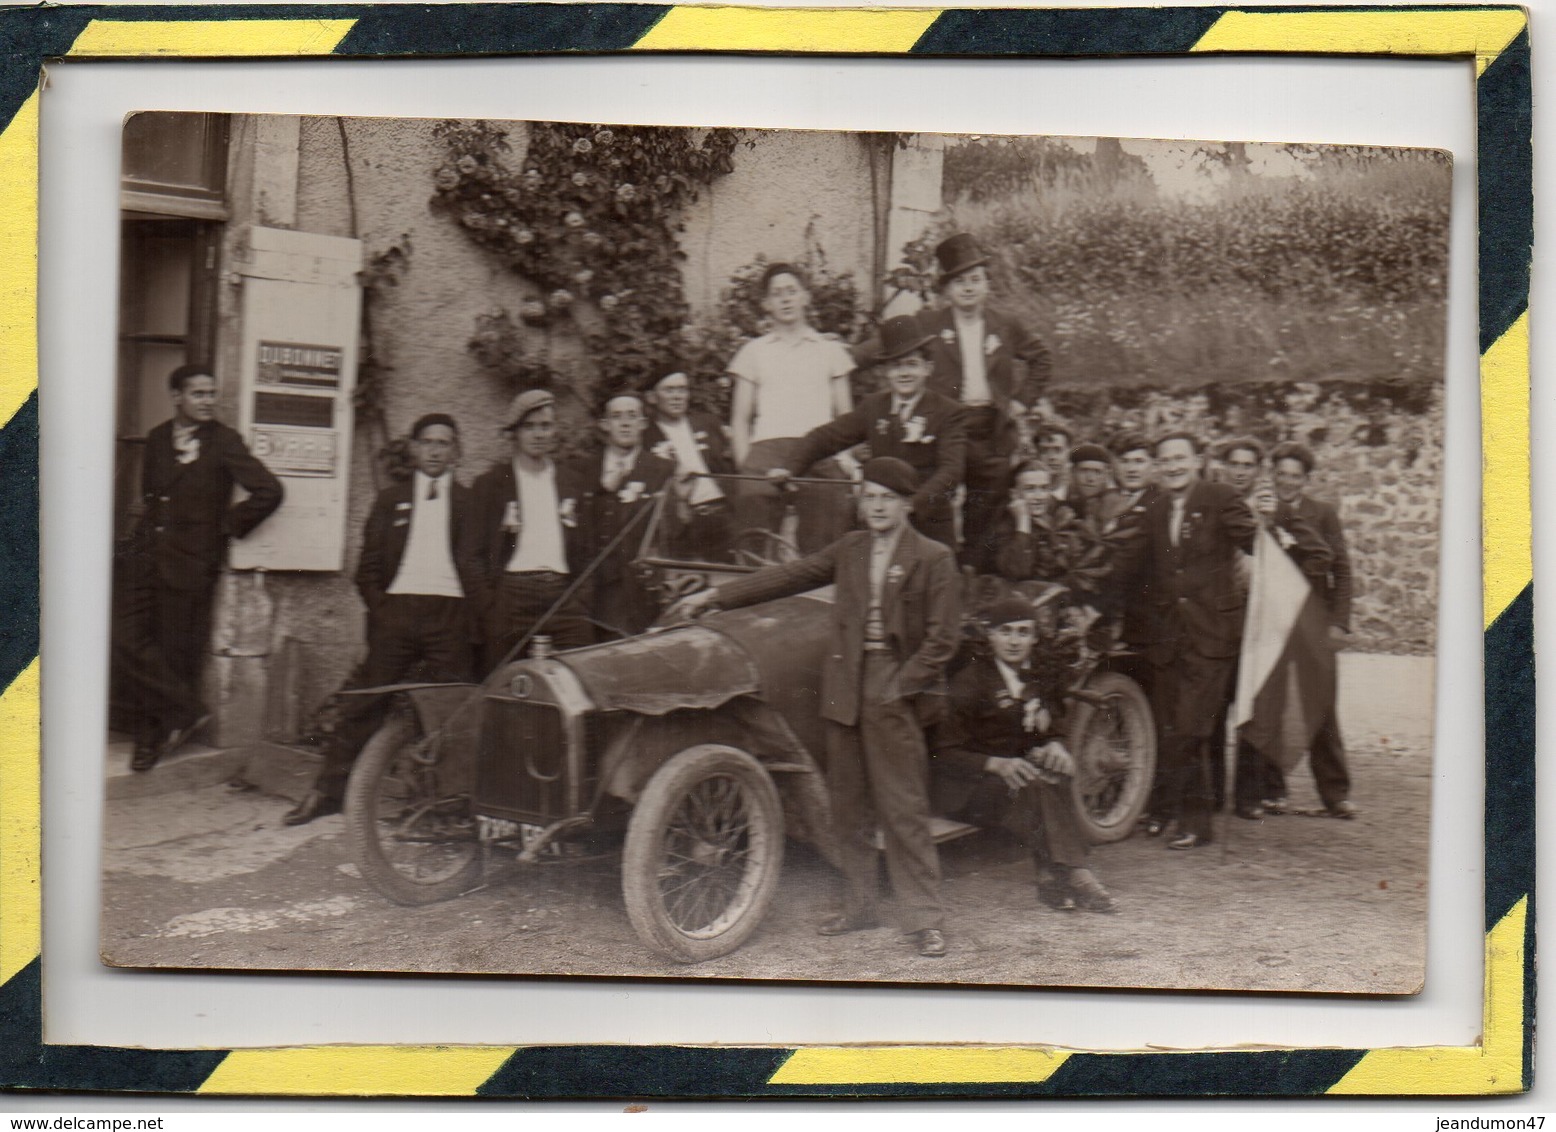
[115,234,1359,960]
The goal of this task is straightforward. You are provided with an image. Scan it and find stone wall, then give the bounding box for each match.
[1045,378,1442,654]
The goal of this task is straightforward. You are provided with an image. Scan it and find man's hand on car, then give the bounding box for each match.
[667,588,720,621]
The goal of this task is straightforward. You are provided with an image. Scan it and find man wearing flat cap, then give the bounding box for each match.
[932,595,1116,913]
[1066,442,1124,527]
[473,389,594,669]
[672,456,962,959]
[769,315,967,550]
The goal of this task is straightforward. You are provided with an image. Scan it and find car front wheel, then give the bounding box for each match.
[1067,670,1157,843]
[344,708,484,905]
[622,744,784,963]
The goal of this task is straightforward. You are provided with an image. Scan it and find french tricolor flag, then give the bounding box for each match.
[1232,525,1336,771]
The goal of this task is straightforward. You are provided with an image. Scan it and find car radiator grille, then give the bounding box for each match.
[475,699,571,823]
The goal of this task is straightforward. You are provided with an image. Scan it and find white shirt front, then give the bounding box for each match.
[993,657,1026,700]
[953,310,992,405]
[387,471,463,598]
[728,327,854,443]
[658,416,721,506]
[507,459,569,574]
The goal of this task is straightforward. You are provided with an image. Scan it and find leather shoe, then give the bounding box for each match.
[1069,871,1117,914]
[129,743,159,773]
[282,790,341,827]
[1234,805,1265,820]
[1328,800,1360,819]
[1263,797,1291,814]
[817,913,879,936]
[1142,817,1166,837]
[914,929,947,958]
[158,712,211,761]
[1167,833,1208,850]
[1036,873,1076,912]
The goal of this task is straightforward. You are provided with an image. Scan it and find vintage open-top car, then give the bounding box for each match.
[343,474,1155,962]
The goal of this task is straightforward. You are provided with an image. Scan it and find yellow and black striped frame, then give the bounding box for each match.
[0,4,1532,1099]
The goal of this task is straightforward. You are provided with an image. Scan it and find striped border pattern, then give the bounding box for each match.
[0,4,1531,1098]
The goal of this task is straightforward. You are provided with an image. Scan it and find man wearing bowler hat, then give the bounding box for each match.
[473,389,595,669]
[767,315,967,550]
[918,233,1052,563]
[671,457,962,959]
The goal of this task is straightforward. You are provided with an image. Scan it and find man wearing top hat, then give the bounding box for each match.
[284,412,484,826]
[918,233,1052,562]
[473,389,595,669]
[642,361,738,563]
[671,457,962,959]
[767,315,968,550]
[572,388,675,638]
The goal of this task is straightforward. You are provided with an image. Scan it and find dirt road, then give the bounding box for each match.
[101,654,1431,994]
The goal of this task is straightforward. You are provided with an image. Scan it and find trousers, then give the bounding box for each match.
[1148,649,1235,841]
[316,594,472,800]
[825,653,944,934]
[113,566,213,745]
[485,571,595,671]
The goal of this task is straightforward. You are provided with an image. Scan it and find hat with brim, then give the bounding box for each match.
[860,456,918,499]
[873,315,936,364]
[504,388,555,430]
[934,233,990,287]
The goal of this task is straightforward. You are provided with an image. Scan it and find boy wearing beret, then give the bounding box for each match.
[672,457,962,958]
[931,596,1116,912]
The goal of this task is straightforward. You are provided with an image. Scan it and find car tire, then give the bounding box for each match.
[622,744,785,963]
[345,708,484,905]
[1067,670,1157,843]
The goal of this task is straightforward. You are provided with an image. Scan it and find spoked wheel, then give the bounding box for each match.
[344,709,483,905]
[1067,670,1157,843]
[622,745,784,962]
[731,528,800,567]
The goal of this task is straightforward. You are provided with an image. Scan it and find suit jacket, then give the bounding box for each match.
[644,411,737,479]
[931,653,1068,811]
[985,503,1084,582]
[917,306,1052,412]
[355,477,486,613]
[471,458,592,582]
[714,526,962,727]
[784,390,967,526]
[1279,493,1353,630]
[572,447,675,568]
[1111,478,1330,665]
[129,419,283,591]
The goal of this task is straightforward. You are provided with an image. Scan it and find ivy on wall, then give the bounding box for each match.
[432,120,745,410]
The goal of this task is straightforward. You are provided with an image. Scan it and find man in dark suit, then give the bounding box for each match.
[1267,441,1358,818]
[642,362,737,563]
[474,390,595,669]
[574,389,675,638]
[284,413,484,825]
[1110,432,1330,848]
[917,234,1052,563]
[114,364,283,771]
[931,596,1116,912]
[771,315,967,550]
[673,457,962,958]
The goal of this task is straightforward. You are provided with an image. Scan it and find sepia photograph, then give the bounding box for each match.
[101,112,1448,993]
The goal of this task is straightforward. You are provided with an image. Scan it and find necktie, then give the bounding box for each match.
[1170,497,1185,546]
[427,477,439,501]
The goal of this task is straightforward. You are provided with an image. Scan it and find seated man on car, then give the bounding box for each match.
[931,595,1116,913]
